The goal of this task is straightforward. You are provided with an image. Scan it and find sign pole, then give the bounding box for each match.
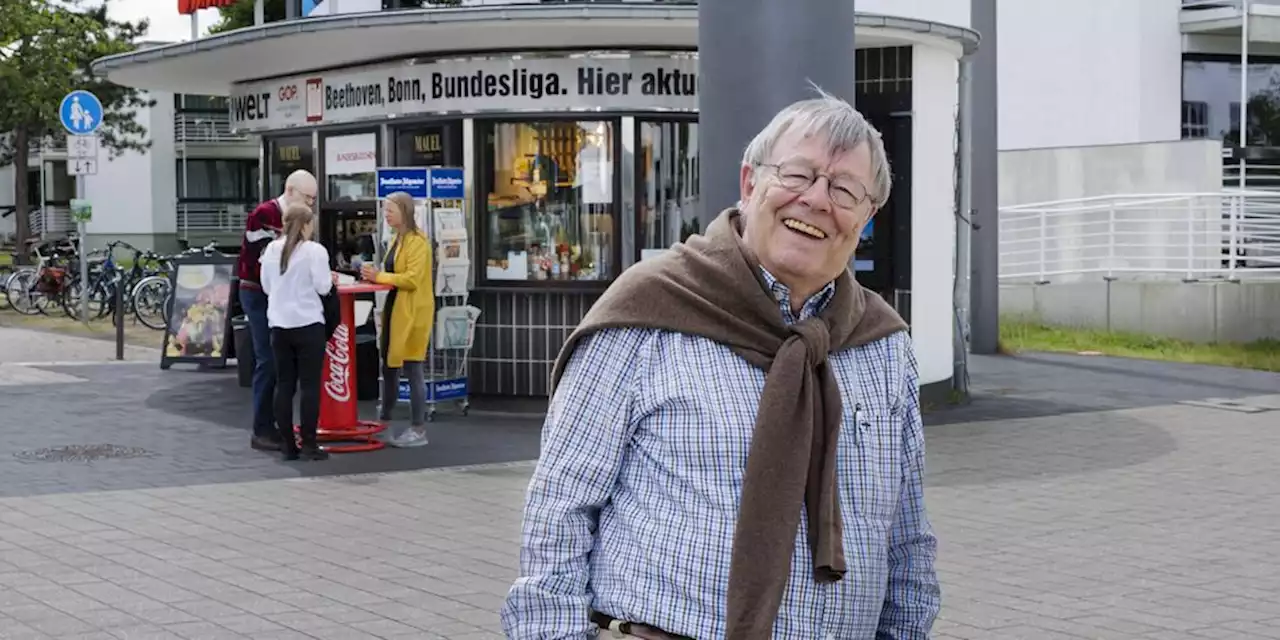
[77,178,88,325]
[60,89,104,326]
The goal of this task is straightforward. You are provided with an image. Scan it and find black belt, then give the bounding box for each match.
[590,611,695,640]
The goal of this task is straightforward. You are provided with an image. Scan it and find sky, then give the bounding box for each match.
[106,0,217,43]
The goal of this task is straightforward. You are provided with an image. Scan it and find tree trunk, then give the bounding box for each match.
[13,127,32,265]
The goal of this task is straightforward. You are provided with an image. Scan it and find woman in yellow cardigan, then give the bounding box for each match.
[361,191,434,448]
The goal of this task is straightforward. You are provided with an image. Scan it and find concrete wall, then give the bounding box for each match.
[1002,281,1280,343]
[0,164,14,240]
[911,42,960,389]
[999,139,1224,206]
[998,139,1226,283]
[998,0,1182,150]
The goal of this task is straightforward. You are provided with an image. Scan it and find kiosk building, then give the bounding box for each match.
[91,2,978,399]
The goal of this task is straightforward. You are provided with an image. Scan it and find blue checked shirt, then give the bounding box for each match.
[502,270,940,639]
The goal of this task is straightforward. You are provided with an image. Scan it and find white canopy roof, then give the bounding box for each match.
[91,5,979,97]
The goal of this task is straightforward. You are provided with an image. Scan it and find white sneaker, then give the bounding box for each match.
[388,426,429,448]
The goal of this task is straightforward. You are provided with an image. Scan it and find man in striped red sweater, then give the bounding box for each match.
[239,170,318,451]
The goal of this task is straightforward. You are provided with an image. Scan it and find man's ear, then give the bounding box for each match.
[739,163,755,206]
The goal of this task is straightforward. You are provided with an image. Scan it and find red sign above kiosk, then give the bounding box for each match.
[177,0,236,15]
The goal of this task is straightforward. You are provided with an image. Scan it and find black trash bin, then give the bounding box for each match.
[233,316,254,388]
[354,300,380,401]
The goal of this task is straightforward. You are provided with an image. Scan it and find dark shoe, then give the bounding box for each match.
[281,447,300,461]
[300,446,329,461]
[250,434,282,451]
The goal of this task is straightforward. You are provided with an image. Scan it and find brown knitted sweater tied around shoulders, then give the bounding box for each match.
[550,208,908,639]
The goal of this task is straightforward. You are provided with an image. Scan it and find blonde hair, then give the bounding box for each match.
[280,203,314,275]
[384,192,420,234]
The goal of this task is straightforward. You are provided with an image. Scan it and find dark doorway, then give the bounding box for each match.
[853,46,913,322]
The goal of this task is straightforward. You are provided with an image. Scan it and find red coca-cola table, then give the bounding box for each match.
[315,282,393,453]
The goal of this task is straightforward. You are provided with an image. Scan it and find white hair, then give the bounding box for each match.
[284,169,316,193]
[741,84,892,209]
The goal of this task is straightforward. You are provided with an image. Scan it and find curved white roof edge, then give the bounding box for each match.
[92,5,980,83]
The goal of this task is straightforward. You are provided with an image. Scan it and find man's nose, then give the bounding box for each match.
[799,176,833,212]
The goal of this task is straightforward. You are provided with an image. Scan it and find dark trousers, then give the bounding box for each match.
[271,323,325,450]
[239,287,276,437]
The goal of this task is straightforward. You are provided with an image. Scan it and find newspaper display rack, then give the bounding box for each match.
[375,166,478,422]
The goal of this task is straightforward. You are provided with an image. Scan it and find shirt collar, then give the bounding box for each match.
[759,267,836,324]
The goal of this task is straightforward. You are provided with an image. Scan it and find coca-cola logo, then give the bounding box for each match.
[324,324,351,403]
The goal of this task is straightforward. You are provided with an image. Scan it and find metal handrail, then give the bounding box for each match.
[999,191,1280,283]
[176,202,254,239]
[174,112,250,144]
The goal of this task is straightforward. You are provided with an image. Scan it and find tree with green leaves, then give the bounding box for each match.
[208,0,286,34]
[0,0,152,258]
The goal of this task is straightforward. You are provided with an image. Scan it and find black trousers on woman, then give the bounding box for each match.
[271,322,326,454]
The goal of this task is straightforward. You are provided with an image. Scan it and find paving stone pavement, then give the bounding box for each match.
[0,326,153,364]
[4,322,1280,639]
[0,396,1276,638]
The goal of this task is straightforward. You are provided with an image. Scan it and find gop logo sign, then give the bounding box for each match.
[278,85,298,101]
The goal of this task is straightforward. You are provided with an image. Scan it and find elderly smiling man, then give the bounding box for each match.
[501,90,940,640]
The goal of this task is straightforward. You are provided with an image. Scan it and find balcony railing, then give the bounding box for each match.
[27,206,72,239]
[1182,0,1280,10]
[999,191,1280,283]
[174,112,250,144]
[177,201,255,239]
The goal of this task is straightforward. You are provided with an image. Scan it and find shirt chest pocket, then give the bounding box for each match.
[839,405,903,524]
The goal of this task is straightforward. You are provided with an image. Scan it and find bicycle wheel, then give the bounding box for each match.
[61,277,109,321]
[5,270,42,315]
[132,276,171,331]
[0,265,11,310]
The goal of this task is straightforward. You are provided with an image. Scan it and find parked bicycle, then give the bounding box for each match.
[5,237,233,333]
[5,237,79,315]
[131,241,223,331]
[63,241,170,323]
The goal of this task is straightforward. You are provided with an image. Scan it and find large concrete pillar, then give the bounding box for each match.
[698,0,858,227]
[969,0,1000,354]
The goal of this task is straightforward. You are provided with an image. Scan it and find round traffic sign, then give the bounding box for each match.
[60,90,104,135]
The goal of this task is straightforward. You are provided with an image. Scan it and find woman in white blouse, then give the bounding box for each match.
[259,204,337,461]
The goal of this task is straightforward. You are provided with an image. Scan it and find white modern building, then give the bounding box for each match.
[995,0,1280,344]
[0,83,259,252]
[998,0,1280,180]
[9,1,1272,237]
[0,0,1256,393]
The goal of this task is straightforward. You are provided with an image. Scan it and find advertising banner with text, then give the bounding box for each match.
[230,52,698,133]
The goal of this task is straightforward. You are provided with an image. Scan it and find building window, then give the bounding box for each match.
[394,123,463,167]
[176,159,259,201]
[323,132,378,202]
[481,120,617,283]
[637,120,699,258]
[26,162,74,206]
[267,135,314,198]
[1182,55,1280,143]
[1182,101,1209,139]
[856,46,913,94]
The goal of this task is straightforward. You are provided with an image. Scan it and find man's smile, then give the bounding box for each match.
[782,218,828,240]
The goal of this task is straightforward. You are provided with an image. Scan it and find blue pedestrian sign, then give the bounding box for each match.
[59,90,104,135]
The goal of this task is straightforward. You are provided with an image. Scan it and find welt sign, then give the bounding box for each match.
[228,52,699,133]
